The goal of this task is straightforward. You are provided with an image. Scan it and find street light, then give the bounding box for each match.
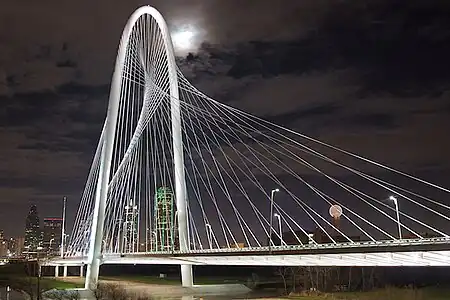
[389,195,402,240]
[171,211,178,252]
[49,238,55,253]
[269,188,280,251]
[60,197,67,258]
[274,213,283,246]
[37,246,43,300]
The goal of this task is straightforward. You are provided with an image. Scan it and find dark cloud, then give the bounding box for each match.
[197,0,450,95]
[318,0,450,95]
[263,103,341,128]
[343,113,399,131]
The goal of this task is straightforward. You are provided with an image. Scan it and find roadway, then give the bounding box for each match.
[43,237,450,267]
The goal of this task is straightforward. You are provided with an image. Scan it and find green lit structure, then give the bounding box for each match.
[153,187,178,251]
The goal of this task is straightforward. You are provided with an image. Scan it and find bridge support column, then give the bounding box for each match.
[63,265,68,277]
[158,5,193,288]
[54,266,59,277]
[181,265,193,287]
[80,265,84,277]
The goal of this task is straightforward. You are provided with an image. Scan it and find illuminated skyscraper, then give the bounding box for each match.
[8,237,24,257]
[24,205,41,252]
[0,240,7,257]
[122,199,139,253]
[153,187,178,251]
[0,230,6,257]
[43,218,63,254]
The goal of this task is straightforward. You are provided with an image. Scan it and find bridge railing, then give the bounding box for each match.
[90,237,450,257]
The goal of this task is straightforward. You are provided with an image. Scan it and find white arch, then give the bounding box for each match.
[84,6,192,290]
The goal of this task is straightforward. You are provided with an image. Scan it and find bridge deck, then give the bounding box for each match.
[45,238,450,267]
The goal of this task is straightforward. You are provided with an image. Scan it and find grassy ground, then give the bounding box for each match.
[283,287,450,300]
[51,275,450,300]
[40,278,83,290]
[100,274,248,285]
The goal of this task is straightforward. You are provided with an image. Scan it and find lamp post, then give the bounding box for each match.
[37,246,43,300]
[389,195,402,240]
[60,197,66,258]
[268,188,279,251]
[49,238,55,255]
[171,211,178,252]
[205,224,212,249]
[274,213,283,246]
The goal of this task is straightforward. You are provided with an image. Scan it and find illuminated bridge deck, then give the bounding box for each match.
[46,238,450,267]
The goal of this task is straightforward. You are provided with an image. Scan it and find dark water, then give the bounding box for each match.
[0,287,24,300]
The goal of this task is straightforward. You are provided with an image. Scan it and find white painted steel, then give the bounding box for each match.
[44,250,450,267]
[84,5,192,290]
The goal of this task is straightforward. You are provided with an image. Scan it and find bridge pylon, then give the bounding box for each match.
[84,5,193,290]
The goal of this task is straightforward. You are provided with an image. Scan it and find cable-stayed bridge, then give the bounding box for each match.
[44,5,450,290]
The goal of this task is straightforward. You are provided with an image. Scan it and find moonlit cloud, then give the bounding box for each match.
[171,23,206,55]
[172,30,195,50]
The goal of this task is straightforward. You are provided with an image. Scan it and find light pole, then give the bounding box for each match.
[49,238,55,254]
[60,197,67,258]
[274,213,283,246]
[389,195,402,240]
[171,211,178,252]
[205,224,212,249]
[37,246,43,300]
[268,188,279,251]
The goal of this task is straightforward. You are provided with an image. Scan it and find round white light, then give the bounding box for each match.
[172,30,194,50]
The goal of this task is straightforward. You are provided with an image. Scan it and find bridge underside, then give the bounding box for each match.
[45,250,450,267]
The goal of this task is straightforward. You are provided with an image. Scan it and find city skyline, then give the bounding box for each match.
[1,0,450,237]
[0,203,66,257]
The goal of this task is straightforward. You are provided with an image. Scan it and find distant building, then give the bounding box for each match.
[153,187,178,252]
[24,205,41,253]
[270,230,314,246]
[271,228,361,246]
[0,230,6,257]
[0,240,7,257]
[230,243,245,248]
[403,232,441,239]
[43,218,63,254]
[122,199,139,253]
[313,228,361,244]
[8,237,25,256]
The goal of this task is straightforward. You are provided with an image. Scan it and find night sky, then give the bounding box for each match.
[1,0,450,237]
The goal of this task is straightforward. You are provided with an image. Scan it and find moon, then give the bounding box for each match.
[172,29,195,51]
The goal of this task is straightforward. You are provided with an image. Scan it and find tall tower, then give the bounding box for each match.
[24,205,41,253]
[122,199,139,253]
[43,218,63,254]
[153,187,177,251]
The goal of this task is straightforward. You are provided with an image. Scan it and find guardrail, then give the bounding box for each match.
[58,237,450,259]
